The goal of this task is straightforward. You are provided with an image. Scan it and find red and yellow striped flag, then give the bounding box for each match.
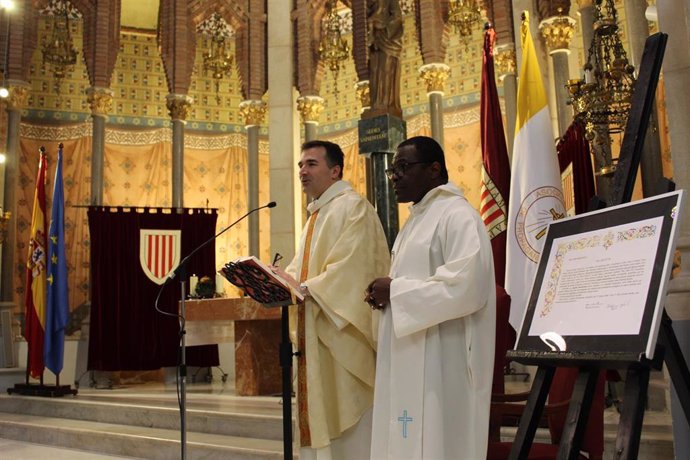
[25,149,48,379]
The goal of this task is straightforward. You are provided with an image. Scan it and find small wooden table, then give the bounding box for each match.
[184,297,282,396]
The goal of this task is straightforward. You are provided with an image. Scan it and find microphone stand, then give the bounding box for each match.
[156,202,276,460]
[179,265,189,460]
[280,303,294,460]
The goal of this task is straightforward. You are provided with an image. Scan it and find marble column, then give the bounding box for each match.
[357,112,405,247]
[268,0,301,262]
[165,94,193,209]
[296,96,324,142]
[539,13,577,135]
[86,87,113,206]
[239,100,267,257]
[657,2,690,457]
[576,0,595,52]
[418,63,450,149]
[0,81,29,368]
[624,0,663,197]
[495,45,518,159]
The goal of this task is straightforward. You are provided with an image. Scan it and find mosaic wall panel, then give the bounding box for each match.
[20,1,637,138]
[26,20,248,132]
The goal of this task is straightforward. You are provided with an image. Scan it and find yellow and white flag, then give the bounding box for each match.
[506,11,566,331]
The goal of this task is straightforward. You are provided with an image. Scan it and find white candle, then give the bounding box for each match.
[215,273,225,296]
[189,275,198,297]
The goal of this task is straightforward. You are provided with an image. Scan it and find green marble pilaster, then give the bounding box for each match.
[358,115,406,248]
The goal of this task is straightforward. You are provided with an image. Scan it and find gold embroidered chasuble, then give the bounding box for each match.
[286,180,390,449]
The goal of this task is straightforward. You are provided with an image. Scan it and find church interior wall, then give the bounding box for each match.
[3,1,677,358]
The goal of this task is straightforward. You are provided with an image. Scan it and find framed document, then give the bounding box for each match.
[514,190,685,364]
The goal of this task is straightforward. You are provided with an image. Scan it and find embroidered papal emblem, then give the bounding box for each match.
[515,186,566,262]
[140,229,181,285]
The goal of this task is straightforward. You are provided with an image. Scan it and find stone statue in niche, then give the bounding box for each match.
[366,0,403,118]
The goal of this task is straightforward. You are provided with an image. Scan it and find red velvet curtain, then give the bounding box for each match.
[87,207,219,370]
[558,121,595,215]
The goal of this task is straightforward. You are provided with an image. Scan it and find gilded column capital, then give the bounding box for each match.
[239,99,267,127]
[539,14,577,54]
[296,96,325,124]
[86,87,114,116]
[575,0,594,8]
[165,94,194,121]
[355,80,370,113]
[495,45,517,80]
[418,63,451,95]
[5,80,30,111]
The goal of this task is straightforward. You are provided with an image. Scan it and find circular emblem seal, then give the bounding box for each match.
[515,186,566,262]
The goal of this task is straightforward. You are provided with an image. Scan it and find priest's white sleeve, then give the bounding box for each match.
[389,208,494,338]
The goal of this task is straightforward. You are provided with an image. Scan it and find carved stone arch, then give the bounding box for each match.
[536,0,572,21]
[488,0,515,46]
[294,0,328,97]
[415,0,450,64]
[158,0,197,94]
[64,0,121,88]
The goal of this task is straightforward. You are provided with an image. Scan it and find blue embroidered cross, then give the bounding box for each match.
[397,410,413,438]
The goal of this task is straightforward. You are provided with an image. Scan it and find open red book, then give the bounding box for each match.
[220,256,304,307]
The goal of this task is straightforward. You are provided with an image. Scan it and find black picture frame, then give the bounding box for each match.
[512,190,685,367]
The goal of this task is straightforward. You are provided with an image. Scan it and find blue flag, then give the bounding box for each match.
[44,145,69,375]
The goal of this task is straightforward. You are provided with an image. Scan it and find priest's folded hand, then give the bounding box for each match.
[365,277,392,310]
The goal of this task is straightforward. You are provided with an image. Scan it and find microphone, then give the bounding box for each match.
[168,201,276,281]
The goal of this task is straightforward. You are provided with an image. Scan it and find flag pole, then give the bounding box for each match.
[9,145,76,397]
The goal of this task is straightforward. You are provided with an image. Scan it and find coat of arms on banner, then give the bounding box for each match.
[140,229,182,285]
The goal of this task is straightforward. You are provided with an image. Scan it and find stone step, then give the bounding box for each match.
[0,412,286,460]
[0,393,286,441]
[604,408,674,435]
[500,409,675,459]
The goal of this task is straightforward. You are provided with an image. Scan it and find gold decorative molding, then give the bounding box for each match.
[355,80,370,113]
[239,99,267,127]
[86,87,114,116]
[165,94,194,121]
[418,63,451,95]
[296,96,325,124]
[539,14,577,54]
[6,81,30,111]
[494,45,517,79]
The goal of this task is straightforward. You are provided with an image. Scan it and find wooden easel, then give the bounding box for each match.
[508,32,690,460]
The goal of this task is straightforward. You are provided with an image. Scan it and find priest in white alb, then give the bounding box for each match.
[274,140,391,460]
[366,136,496,460]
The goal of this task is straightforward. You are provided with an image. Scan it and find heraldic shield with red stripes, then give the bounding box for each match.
[139,229,182,285]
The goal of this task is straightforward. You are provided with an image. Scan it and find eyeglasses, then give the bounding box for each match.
[384,161,432,180]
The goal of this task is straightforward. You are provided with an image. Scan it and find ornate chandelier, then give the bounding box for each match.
[448,0,482,41]
[319,0,350,94]
[41,1,78,96]
[567,0,635,142]
[200,13,234,105]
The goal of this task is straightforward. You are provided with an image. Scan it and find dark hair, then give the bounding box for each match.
[397,136,449,182]
[301,140,344,179]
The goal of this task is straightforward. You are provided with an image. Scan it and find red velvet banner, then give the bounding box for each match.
[88,207,219,370]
